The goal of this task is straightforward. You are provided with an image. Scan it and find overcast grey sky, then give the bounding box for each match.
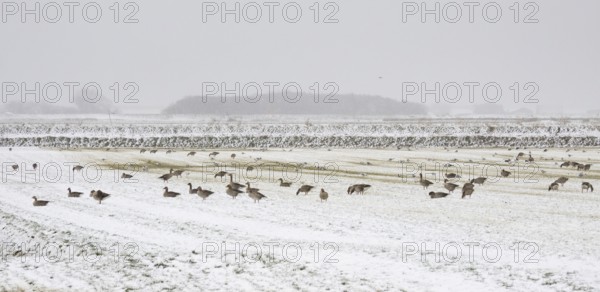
[1,0,599,114]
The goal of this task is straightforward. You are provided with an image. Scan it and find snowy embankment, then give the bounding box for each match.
[1,117,600,148]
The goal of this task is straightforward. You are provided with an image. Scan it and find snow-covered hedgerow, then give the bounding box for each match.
[1,119,599,148]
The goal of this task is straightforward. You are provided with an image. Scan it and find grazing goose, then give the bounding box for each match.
[320,189,329,202]
[429,192,449,199]
[226,185,243,199]
[246,166,255,171]
[245,182,260,194]
[560,161,571,168]
[348,184,371,195]
[443,179,459,193]
[555,177,569,186]
[32,163,38,170]
[584,164,592,171]
[277,178,292,187]
[419,173,433,189]
[214,171,228,179]
[209,152,220,159]
[171,169,184,178]
[187,151,197,157]
[159,173,173,183]
[163,187,181,198]
[462,187,474,199]
[67,188,83,197]
[501,169,511,177]
[196,187,214,200]
[11,164,19,171]
[228,173,245,190]
[296,185,314,196]
[577,164,585,171]
[150,150,158,154]
[248,190,267,203]
[90,190,110,204]
[548,182,559,191]
[516,152,526,160]
[582,182,594,193]
[32,196,49,206]
[73,165,84,172]
[166,150,173,154]
[231,153,236,159]
[187,183,199,194]
[471,177,487,185]
[121,173,134,179]
[140,149,147,154]
[445,173,460,179]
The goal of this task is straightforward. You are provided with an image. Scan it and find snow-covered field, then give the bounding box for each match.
[1,147,599,291]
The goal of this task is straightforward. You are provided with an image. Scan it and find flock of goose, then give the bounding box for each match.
[418,151,595,199]
[17,148,597,207]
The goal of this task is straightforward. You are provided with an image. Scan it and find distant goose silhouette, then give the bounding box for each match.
[73,165,84,172]
[582,182,594,193]
[67,188,83,197]
[245,182,259,194]
[297,185,314,196]
[140,149,146,154]
[471,177,487,185]
[584,164,592,171]
[150,150,158,154]
[443,179,459,193]
[196,186,214,200]
[166,150,173,154]
[577,164,585,171]
[32,196,49,206]
[445,173,460,179]
[429,192,449,199]
[248,190,266,203]
[560,161,570,168]
[231,153,236,159]
[214,171,228,179]
[187,183,199,194]
[226,185,243,199]
[501,170,511,177]
[228,173,245,189]
[187,151,197,157]
[462,187,474,199]
[159,172,173,183]
[121,173,134,179]
[320,189,329,202]
[209,152,219,159]
[277,178,292,187]
[516,152,526,160]
[555,177,569,186]
[171,169,184,178]
[419,173,433,189]
[548,182,559,191]
[90,190,110,204]
[163,187,181,198]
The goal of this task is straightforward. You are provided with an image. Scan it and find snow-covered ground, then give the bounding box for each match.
[1,147,599,291]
